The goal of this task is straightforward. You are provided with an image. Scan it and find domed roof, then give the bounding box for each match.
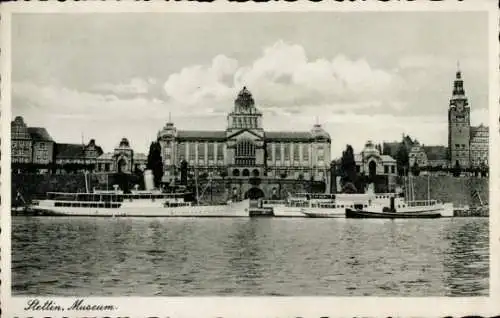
[310,124,330,141]
[362,140,380,157]
[235,86,255,109]
[118,138,130,148]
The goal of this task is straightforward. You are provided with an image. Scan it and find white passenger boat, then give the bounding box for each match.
[273,184,398,218]
[345,174,449,219]
[345,197,443,218]
[29,190,249,217]
[27,170,250,217]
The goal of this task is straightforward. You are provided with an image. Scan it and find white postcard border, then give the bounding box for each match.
[1,1,499,317]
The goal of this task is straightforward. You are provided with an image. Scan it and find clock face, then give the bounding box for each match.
[456,102,464,112]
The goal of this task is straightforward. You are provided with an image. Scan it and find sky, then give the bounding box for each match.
[11,12,489,157]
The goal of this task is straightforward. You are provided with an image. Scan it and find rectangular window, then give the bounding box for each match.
[302,144,309,161]
[207,143,215,161]
[284,143,290,160]
[293,144,300,161]
[217,143,224,161]
[198,143,205,160]
[189,143,196,161]
[384,166,389,174]
[177,143,186,163]
[275,144,281,161]
[317,146,324,161]
[266,144,273,162]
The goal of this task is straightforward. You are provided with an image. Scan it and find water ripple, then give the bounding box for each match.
[11,217,489,296]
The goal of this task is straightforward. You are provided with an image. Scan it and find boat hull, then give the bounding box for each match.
[272,206,307,217]
[302,207,345,218]
[345,208,442,219]
[26,200,250,217]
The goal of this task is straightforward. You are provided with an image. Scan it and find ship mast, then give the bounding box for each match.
[194,165,199,204]
[427,174,430,201]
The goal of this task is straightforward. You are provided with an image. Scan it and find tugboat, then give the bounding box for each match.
[345,175,444,219]
[345,196,442,219]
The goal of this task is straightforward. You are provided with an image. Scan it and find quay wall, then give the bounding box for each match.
[11,173,324,204]
[11,173,489,208]
[407,175,489,207]
[11,173,142,204]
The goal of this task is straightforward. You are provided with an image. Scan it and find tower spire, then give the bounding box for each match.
[168,112,172,123]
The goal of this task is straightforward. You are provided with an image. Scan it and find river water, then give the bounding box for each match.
[12,217,489,296]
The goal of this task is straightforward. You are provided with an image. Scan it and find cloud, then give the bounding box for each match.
[163,54,238,107]
[93,77,157,95]
[13,81,167,121]
[162,40,404,111]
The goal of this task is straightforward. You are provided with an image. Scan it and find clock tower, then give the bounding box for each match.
[448,64,471,168]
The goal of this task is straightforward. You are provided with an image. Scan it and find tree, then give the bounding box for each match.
[411,161,420,176]
[147,141,164,188]
[396,143,409,176]
[340,145,357,185]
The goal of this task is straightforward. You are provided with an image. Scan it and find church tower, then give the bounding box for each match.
[448,64,470,168]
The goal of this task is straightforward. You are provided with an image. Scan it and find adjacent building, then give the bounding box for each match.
[448,67,489,168]
[157,87,332,185]
[11,116,34,164]
[469,124,489,167]
[54,139,104,168]
[11,116,55,166]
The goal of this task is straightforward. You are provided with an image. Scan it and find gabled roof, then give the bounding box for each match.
[28,127,53,142]
[55,143,85,159]
[470,124,489,139]
[382,142,400,157]
[97,153,114,160]
[423,145,448,161]
[227,128,264,140]
[134,153,147,161]
[176,130,226,141]
[381,155,396,163]
[265,131,314,142]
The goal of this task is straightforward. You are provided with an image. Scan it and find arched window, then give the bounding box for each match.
[252,169,260,177]
[242,169,250,177]
[232,169,240,177]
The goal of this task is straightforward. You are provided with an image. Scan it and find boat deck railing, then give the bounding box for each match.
[261,200,286,206]
[404,200,439,207]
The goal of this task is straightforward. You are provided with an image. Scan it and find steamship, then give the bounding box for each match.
[27,171,250,217]
[272,184,399,218]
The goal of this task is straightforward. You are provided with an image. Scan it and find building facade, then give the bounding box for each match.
[11,116,33,163]
[470,124,489,167]
[157,87,332,185]
[11,116,55,166]
[408,141,428,168]
[96,138,147,173]
[355,140,397,177]
[448,67,489,168]
[55,139,104,167]
[29,127,55,165]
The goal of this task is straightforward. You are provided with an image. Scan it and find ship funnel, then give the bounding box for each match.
[144,170,155,191]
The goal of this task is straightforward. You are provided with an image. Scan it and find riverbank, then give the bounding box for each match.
[408,175,488,207]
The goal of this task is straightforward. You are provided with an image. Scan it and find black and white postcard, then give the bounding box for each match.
[1,1,499,317]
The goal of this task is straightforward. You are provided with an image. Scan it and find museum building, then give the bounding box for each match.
[156,87,332,185]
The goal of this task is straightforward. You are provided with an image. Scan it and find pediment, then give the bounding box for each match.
[227,129,264,141]
[364,154,382,162]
